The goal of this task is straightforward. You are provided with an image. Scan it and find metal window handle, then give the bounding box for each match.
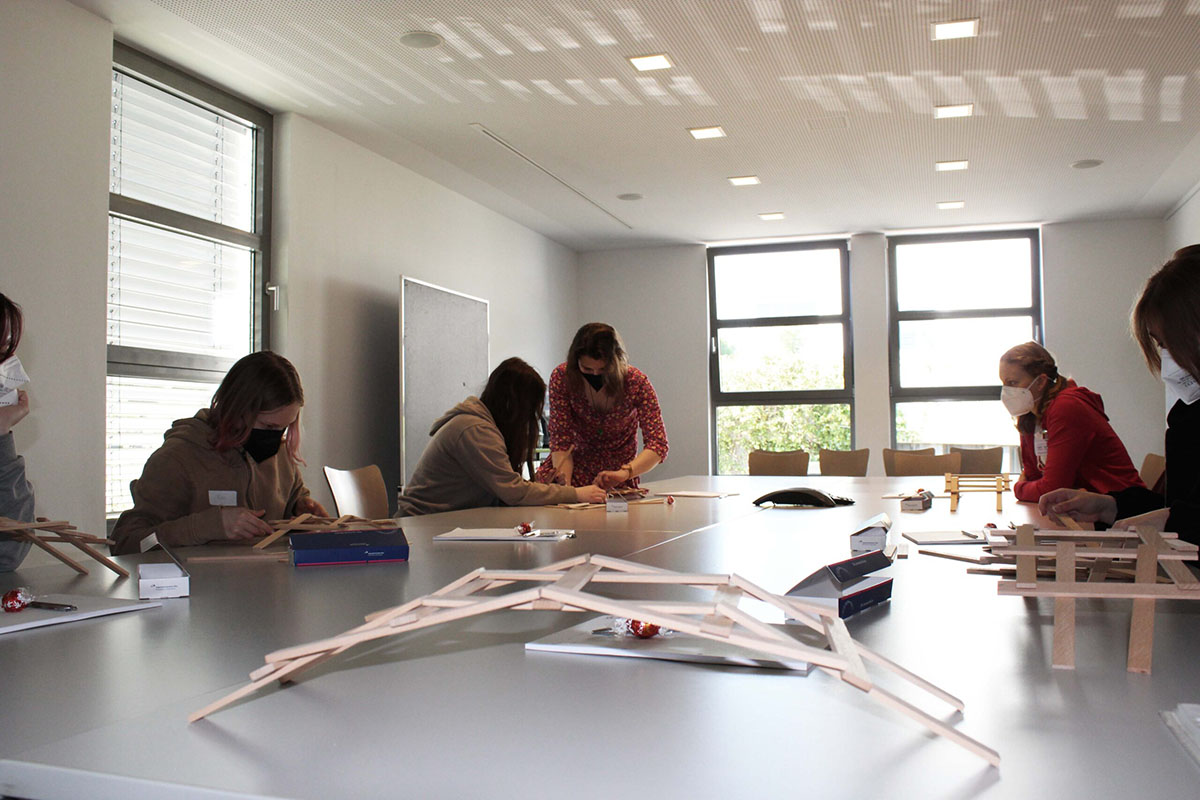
[265,284,280,312]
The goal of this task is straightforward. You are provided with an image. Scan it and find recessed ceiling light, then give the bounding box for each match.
[758,212,785,221]
[937,201,965,210]
[617,193,643,201]
[398,30,444,49]
[1071,159,1104,169]
[931,19,979,40]
[934,103,974,119]
[728,176,761,186]
[688,126,726,140]
[628,54,672,71]
[935,159,969,171]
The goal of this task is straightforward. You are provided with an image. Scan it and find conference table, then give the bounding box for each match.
[2,475,1199,799]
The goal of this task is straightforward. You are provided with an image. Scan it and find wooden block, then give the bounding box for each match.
[1127,542,1158,674]
[1014,525,1036,588]
[897,542,909,559]
[1052,541,1076,669]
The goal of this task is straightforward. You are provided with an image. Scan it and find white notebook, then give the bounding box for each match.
[0,593,162,635]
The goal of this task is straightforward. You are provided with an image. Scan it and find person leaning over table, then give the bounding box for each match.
[999,340,1144,503]
[396,357,605,516]
[534,322,668,491]
[1040,244,1200,545]
[110,351,327,555]
[0,292,34,572]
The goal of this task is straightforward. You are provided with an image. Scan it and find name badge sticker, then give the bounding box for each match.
[1033,430,1048,469]
[209,490,238,507]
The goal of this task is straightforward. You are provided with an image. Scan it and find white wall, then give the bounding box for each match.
[1166,186,1200,254]
[576,246,709,479]
[1041,219,1168,466]
[0,0,111,534]
[274,115,579,511]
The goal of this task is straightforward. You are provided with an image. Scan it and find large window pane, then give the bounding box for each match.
[111,72,255,231]
[895,400,1021,472]
[106,376,219,516]
[718,324,844,392]
[712,248,842,320]
[895,238,1033,311]
[107,217,253,358]
[715,404,850,475]
[899,316,1033,388]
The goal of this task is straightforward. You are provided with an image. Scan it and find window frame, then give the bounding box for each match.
[887,228,1042,446]
[107,42,273,384]
[706,239,854,474]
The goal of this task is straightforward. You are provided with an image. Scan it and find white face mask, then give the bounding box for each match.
[0,355,29,407]
[1000,384,1035,417]
[1161,349,1200,405]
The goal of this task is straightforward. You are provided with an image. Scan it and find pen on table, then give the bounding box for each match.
[31,600,77,612]
[961,530,979,539]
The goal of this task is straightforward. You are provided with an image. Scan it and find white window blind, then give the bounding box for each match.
[106,376,218,517]
[110,72,254,231]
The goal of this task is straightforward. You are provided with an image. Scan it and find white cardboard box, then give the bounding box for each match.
[138,533,190,599]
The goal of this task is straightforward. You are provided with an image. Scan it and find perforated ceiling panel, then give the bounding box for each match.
[82,0,1200,248]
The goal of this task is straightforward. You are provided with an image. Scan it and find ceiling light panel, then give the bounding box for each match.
[728,176,761,186]
[629,54,672,71]
[934,103,974,118]
[758,212,785,220]
[931,19,979,40]
[937,201,965,209]
[688,126,726,139]
[935,160,969,171]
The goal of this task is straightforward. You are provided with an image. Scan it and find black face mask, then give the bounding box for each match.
[582,373,605,391]
[243,427,285,463]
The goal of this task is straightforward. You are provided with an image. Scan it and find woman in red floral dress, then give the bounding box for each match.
[534,323,669,490]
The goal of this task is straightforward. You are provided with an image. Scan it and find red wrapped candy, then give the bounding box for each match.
[2,587,33,612]
[516,521,533,534]
[628,619,661,639]
[666,495,675,506]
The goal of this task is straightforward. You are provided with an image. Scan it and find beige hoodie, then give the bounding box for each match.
[110,409,311,554]
[396,397,577,516]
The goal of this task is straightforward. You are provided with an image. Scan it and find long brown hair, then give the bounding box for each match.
[480,357,545,474]
[210,351,305,461]
[1132,244,1200,381]
[1000,341,1069,435]
[565,322,629,403]
[0,293,23,362]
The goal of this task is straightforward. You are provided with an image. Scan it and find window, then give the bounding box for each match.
[708,241,853,474]
[106,44,272,516]
[888,230,1041,470]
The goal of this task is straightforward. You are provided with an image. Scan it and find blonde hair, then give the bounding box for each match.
[1000,341,1068,433]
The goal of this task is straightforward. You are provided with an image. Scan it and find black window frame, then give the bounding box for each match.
[887,228,1043,446]
[707,239,854,474]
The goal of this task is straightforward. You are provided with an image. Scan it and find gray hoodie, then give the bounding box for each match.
[0,432,34,571]
[396,397,576,516]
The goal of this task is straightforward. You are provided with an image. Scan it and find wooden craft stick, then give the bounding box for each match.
[187,552,289,564]
[1052,541,1076,669]
[997,582,1191,599]
[253,513,313,550]
[531,563,602,610]
[822,616,871,691]
[22,533,89,574]
[918,548,987,565]
[589,554,674,574]
[61,539,130,578]
[1014,525,1036,588]
[700,584,743,637]
[855,645,965,711]
[867,685,1000,767]
[1138,526,1200,591]
[993,543,1193,561]
[1127,542,1158,674]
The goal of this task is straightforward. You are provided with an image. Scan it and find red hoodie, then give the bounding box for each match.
[1013,380,1145,502]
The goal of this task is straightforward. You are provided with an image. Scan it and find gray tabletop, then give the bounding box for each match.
[2,476,1198,799]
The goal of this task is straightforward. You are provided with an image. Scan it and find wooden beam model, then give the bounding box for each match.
[189,553,1000,766]
[253,514,400,550]
[0,516,128,578]
[944,473,1012,512]
[990,524,1199,673]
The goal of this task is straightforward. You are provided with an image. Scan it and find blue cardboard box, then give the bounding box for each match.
[290,528,409,567]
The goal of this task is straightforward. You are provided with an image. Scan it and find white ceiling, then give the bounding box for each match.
[71,0,1200,251]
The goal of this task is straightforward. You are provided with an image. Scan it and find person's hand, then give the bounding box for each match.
[575,485,606,503]
[295,496,328,517]
[1038,488,1117,525]
[594,468,632,491]
[1112,507,1170,533]
[220,507,273,540]
[0,390,30,436]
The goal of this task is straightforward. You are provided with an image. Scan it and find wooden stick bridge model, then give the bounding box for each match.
[189,554,1000,766]
[0,515,128,578]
